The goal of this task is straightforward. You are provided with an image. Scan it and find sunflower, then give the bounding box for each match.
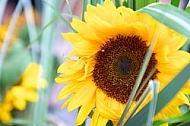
[6,63,46,111]
[55,0,190,125]
[0,102,12,123]
[0,63,46,123]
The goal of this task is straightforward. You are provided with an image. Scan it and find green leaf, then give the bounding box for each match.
[171,0,180,7]
[106,120,114,126]
[42,0,75,31]
[153,111,190,126]
[135,0,158,10]
[124,63,190,126]
[0,41,32,89]
[185,6,190,14]
[138,3,190,51]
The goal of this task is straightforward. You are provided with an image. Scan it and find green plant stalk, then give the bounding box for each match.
[29,16,57,46]
[0,0,8,25]
[97,0,103,5]
[114,0,121,7]
[134,67,156,100]
[128,0,134,10]
[21,0,39,62]
[118,24,159,126]
[153,111,190,126]
[125,63,190,125]
[125,82,151,121]
[66,0,73,14]
[0,0,8,102]
[146,80,159,126]
[43,0,74,31]
[32,0,59,125]
[91,0,97,6]
[0,0,22,102]
[82,0,89,21]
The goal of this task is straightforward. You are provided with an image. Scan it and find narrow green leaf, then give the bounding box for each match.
[122,0,128,7]
[29,16,57,45]
[124,63,190,126]
[135,0,157,10]
[42,0,74,31]
[114,0,121,8]
[134,68,156,99]
[118,23,159,126]
[153,111,190,126]
[0,0,8,24]
[146,80,159,126]
[128,0,134,10]
[180,104,190,114]
[0,0,23,102]
[185,6,190,13]
[171,0,180,7]
[138,3,190,51]
[106,120,114,126]
[82,0,89,21]
[125,82,151,121]
[91,0,97,6]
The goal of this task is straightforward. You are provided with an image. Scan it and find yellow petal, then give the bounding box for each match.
[76,94,95,125]
[58,81,85,100]
[68,79,96,111]
[96,89,120,120]
[90,109,108,126]
[25,89,38,102]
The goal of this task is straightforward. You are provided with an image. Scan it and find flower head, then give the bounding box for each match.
[56,0,190,125]
[7,63,46,110]
[0,63,46,123]
[0,102,13,123]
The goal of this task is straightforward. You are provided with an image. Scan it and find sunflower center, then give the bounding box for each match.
[114,56,131,76]
[93,35,158,104]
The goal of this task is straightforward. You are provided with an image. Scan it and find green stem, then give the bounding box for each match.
[128,0,134,10]
[32,0,59,125]
[114,0,121,8]
[82,0,89,21]
[0,0,22,102]
[91,0,97,6]
[0,0,8,24]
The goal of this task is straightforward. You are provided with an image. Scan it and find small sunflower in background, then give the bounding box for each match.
[0,21,16,50]
[0,63,46,123]
[56,0,190,125]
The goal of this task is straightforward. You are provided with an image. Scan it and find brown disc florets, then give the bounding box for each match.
[92,35,158,104]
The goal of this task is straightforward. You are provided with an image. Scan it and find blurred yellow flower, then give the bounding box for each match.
[8,63,46,110]
[0,63,46,123]
[0,22,16,49]
[56,0,190,125]
[0,102,12,123]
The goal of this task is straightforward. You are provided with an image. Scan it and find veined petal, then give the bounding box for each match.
[96,89,120,120]
[76,94,95,125]
[68,79,96,111]
[90,109,108,126]
[58,81,86,100]
[56,0,190,125]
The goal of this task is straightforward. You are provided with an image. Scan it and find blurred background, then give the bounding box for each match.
[0,0,84,126]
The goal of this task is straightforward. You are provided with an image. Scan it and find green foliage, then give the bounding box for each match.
[0,40,32,93]
[135,0,158,10]
[106,120,114,126]
[138,3,190,52]
[185,6,190,14]
[171,0,180,7]
[124,63,190,126]
[154,111,190,126]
